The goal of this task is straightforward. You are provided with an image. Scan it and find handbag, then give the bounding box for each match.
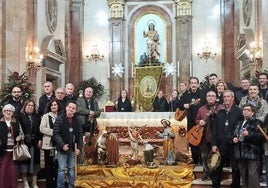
[13,141,31,161]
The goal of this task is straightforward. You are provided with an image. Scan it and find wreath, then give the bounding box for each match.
[77,77,106,99]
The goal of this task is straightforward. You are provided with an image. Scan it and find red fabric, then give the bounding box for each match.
[0,152,18,188]
[105,106,115,112]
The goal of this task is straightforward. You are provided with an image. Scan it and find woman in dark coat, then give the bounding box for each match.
[116,89,132,112]
[0,104,22,188]
[18,99,42,188]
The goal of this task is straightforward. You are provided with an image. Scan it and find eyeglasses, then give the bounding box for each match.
[4,110,14,113]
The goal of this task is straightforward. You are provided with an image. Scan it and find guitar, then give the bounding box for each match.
[175,98,201,121]
[187,124,204,146]
[187,104,219,146]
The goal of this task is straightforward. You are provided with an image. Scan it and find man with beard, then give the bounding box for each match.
[4,86,24,118]
[179,77,205,164]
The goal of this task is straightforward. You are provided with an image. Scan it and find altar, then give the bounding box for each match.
[97,112,189,154]
[75,163,194,188]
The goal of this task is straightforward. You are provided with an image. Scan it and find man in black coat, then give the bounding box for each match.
[179,77,205,164]
[53,101,83,188]
[211,90,243,188]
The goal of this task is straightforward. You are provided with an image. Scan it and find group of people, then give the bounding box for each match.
[170,73,268,188]
[1,72,268,188]
[0,82,101,188]
[141,72,268,187]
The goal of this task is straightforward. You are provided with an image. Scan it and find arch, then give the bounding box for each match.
[127,5,173,65]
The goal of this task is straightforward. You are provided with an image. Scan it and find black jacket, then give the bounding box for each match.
[0,118,20,156]
[38,94,55,115]
[152,97,169,112]
[211,104,243,152]
[179,88,205,129]
[233,118,264,160]
[53,113,83,152]
[18,113,42,164]
[117,98,132,112]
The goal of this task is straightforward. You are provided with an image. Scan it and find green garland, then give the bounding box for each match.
[77,77,105,99]
[0,70,35,108]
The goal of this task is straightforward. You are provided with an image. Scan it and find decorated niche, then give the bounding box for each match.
[46,0,58,33]
[135,14,166,66]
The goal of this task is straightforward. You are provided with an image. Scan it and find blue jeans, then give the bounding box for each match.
[57,151,75,188]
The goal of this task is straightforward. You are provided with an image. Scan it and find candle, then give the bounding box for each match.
[131,62,134,78]
[107,62,110,78]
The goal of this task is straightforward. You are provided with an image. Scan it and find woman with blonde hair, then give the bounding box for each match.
[215,80,228,104]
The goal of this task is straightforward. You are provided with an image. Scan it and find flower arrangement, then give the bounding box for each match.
[0,70,35,108]
[77,77,105,99]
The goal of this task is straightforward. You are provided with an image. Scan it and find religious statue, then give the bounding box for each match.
[96,130,108,164]
[106,129,119,167]
[157,119,176,165]
[128,126,144,160]
[143,22,160,60]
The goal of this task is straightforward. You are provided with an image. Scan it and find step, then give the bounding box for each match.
[192,165,267,188]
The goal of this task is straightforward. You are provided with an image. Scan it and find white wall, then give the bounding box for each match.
[83,0,110,108]
[192,0,222,81]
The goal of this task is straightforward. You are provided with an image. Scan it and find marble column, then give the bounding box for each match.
[221,0,237,84]
[65,0,83,89]
[108,19,125,101]
[175,15,193,83]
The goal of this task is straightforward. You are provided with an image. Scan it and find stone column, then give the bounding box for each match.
[65,0,84,89]
[261,0,268,71]
[221,0,237,84]
[107,0,125,101]
[175,0,193,83]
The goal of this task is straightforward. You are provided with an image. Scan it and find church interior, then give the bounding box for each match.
[1,0,268,187]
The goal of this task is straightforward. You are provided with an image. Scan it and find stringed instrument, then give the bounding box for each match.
[187,104,219,146]
[175,98,201,121]
[187,124,204,146]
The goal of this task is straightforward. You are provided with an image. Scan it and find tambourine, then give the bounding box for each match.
[207,151,221,171]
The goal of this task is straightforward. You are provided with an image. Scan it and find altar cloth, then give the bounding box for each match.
[75,163,194,188]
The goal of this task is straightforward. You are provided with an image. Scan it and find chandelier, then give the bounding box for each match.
[246,42,262,62]
[25,46,43,70]
[86,44,104,62]
[197,42,217,62]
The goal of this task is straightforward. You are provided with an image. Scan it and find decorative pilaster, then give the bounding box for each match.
[175,0,193,82]
[65,0,84,88]
[107,0,125,101]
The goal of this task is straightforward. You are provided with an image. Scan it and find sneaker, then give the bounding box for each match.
[23,181,30,188]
